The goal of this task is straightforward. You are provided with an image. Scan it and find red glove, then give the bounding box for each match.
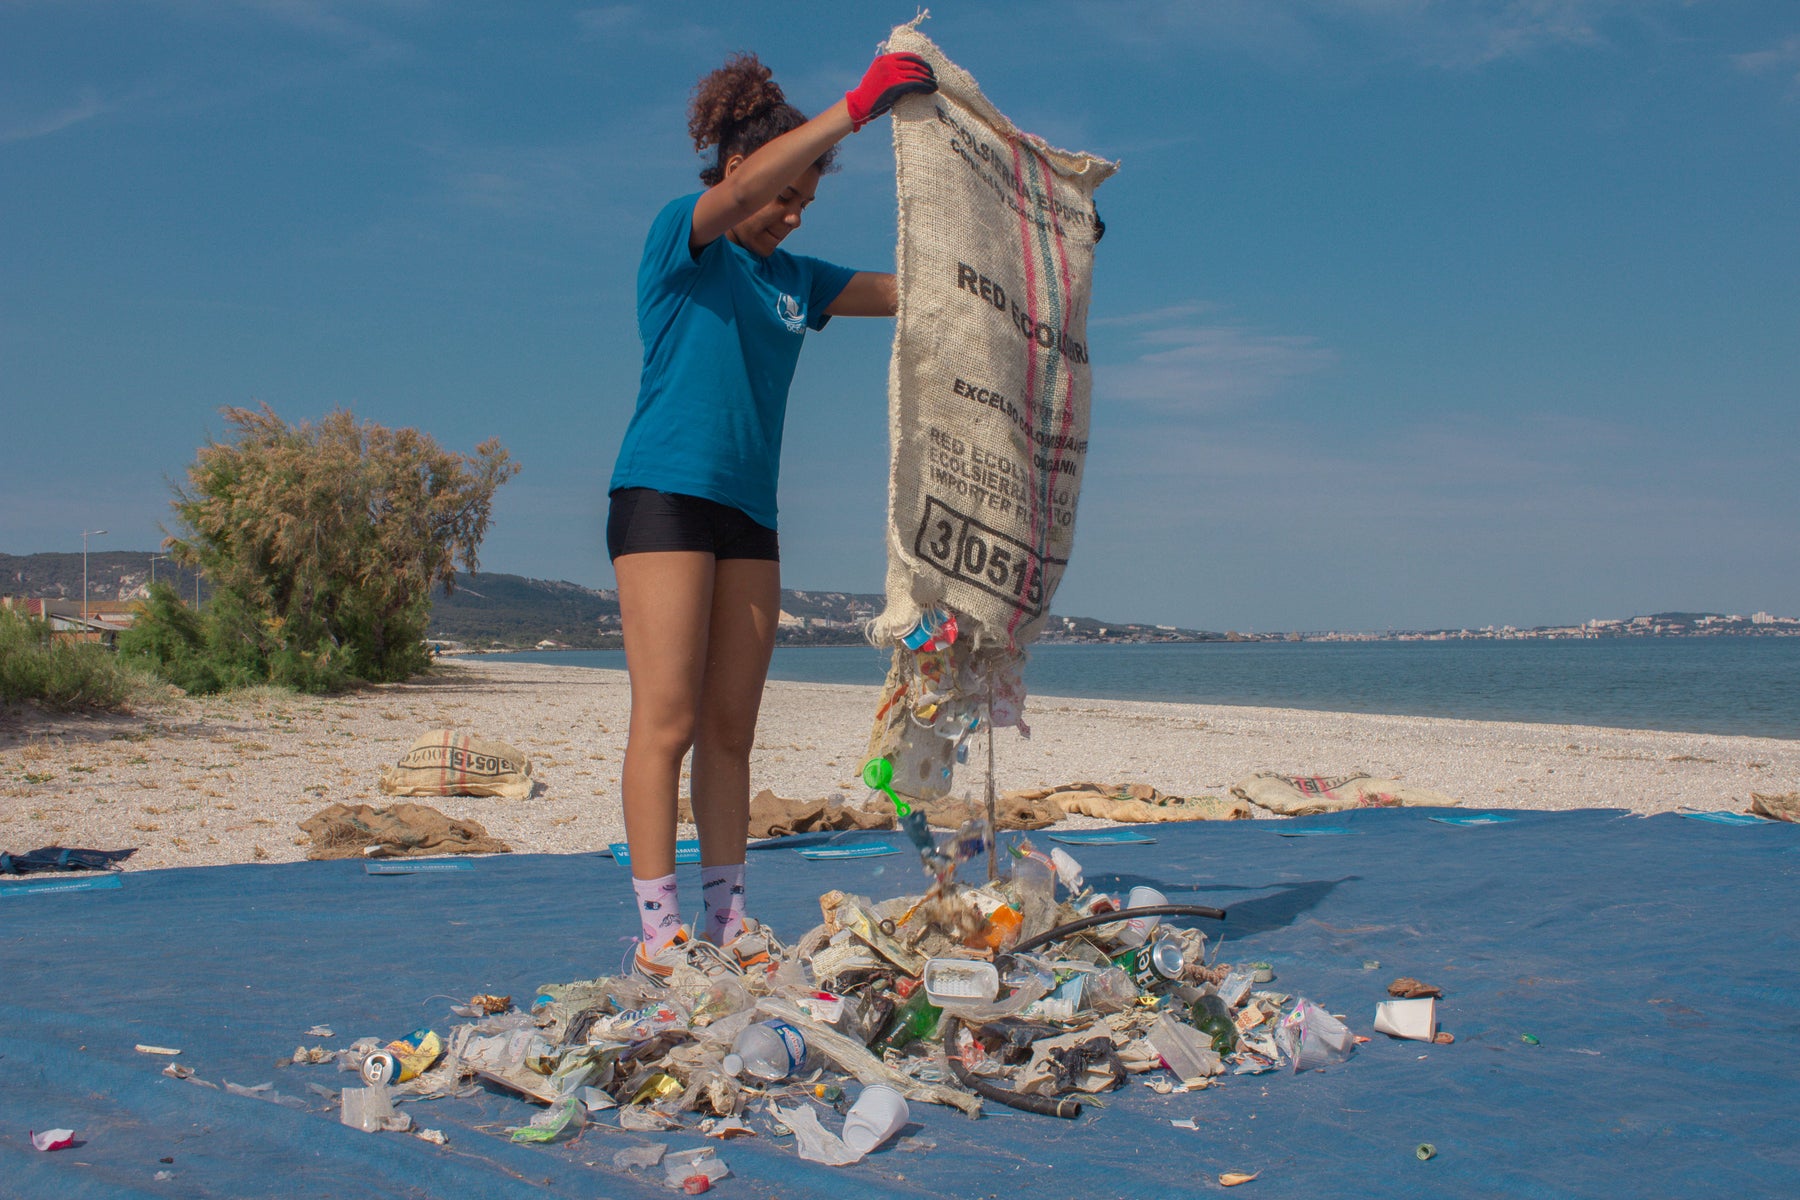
[845,52,937,131]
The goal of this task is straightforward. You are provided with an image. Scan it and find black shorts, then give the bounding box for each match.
[606,488,780,562]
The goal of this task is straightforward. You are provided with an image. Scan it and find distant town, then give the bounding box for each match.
[2,552,1794,649]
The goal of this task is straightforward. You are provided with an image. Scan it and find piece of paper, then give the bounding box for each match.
[363,859,474,875]
[606,841,701,866]
[795,843,900,861]
[1046,829,1156,845]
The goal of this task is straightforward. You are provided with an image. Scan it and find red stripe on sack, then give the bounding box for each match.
[1010,138,1042,644]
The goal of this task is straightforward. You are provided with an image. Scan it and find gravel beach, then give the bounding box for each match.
[3,657,1794,872]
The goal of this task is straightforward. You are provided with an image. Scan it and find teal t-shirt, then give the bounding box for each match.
[608,192,857,530]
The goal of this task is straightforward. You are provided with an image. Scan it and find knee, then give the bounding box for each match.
[628,711,697,765]
[695,712,756,763]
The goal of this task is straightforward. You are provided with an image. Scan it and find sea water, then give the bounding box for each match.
[490,636,1799,740]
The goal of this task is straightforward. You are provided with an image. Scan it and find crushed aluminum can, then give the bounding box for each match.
[1112,938,1184,988]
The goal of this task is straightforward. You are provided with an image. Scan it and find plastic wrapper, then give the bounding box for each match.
[340,1086,411,1133]
[665,1146,731,1189]
[1007,850,1058,942]
[507,1094,584,1143]
[1277,998,1354,1071]
[771,1101,864,1167]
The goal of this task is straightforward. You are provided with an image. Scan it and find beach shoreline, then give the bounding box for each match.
[2,657,1794,872]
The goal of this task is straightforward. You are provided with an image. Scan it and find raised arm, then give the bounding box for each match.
[690,100,854,252]
[689,53,936,255]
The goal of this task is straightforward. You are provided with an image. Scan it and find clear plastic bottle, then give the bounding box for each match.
[721,1019,807,1081]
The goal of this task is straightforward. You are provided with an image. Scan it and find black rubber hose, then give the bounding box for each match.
[941,1015,1082,1120]
[1009,903,1226,957]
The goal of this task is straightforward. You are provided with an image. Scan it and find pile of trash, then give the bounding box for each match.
[298,827,1367,1179]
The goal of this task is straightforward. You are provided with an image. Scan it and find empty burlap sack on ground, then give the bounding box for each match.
[1009,782,1253,823]
[678,790,896,840]
[1750,792,1800,822]
[299,802,512,860]
[379,730,533,801]
[1231,772,1460,816]
[871,19,1115,653]
[903,794,1063,831]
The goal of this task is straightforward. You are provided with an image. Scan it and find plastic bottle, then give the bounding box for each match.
[721,1019,806,1081]
[874,989,943,1054]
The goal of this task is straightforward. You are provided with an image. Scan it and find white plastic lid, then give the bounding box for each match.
[722,1053,744,1077]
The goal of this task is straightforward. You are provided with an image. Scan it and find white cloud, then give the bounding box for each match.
[1073,0,1659,71]
[0,89,107,144]
[1096,307,1335,410]
[573,4,716,48]
[1735,34,1800,83]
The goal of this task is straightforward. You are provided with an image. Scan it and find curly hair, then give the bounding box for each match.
[688,52,837,187]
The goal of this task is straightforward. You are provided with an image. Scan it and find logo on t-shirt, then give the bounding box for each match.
[776,293,806,334]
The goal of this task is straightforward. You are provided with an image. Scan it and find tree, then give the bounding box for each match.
[125,405,518,691]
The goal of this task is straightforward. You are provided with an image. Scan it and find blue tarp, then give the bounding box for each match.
[5,808,1797,1198]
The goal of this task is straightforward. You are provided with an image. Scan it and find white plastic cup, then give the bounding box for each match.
[841,1083,909,1154]
[1373,998,1437,1041]
[1118,886,1168,947]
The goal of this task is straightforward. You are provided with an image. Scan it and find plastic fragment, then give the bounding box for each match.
[663,1147,729,1190]
[1170,1117,1198,1130]
[135,1044,181,1056]
[706,1117,756,1139]
[1521,1034,1540,1045]
[154,1170,174,1181]
[618,1106,681,1132]
[305,1025,334,1038]
[1416,1143,1437,1161]
[341,1086,412,1133]
[224,1080,308,1110]
[508,1094,583,1144]
[415,1128,448,1145]
[1220,1171,1260,1186]
[614,1143,667,1171]
[772,1101,863,1166]
[31,1129,75,1152]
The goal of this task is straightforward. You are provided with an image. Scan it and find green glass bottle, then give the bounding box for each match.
[874,989,943,1054]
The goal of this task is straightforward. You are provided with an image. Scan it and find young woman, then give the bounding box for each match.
[607,50,935,981]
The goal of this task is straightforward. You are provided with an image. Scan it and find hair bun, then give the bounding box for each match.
[689,53,787,153]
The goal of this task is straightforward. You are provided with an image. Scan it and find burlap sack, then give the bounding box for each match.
[378,730,533,801]
[1007,781,1253,823]
[1749,792,1800,822]
[298,802,512,860]
[872,20,1116,652]
[1230,772,1460,817]
[677,789,896,840]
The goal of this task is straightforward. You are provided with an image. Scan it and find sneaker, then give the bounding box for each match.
[631,927,739,987]
[713,918,784,973]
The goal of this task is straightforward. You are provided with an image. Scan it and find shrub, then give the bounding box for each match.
[0,606,152,711]
[127,405,517,693]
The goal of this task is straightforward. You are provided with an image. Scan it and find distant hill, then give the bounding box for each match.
[0,551,205,605]
[0,552,1223,649]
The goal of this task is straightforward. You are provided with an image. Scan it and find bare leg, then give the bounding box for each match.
[615,551,714,881]
[689,558,780,870]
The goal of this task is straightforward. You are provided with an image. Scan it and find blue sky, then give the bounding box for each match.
[4,1,1796,631]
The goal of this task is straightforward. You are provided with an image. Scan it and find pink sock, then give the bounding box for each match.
[632,873,681,951]
[700,863,746,945]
